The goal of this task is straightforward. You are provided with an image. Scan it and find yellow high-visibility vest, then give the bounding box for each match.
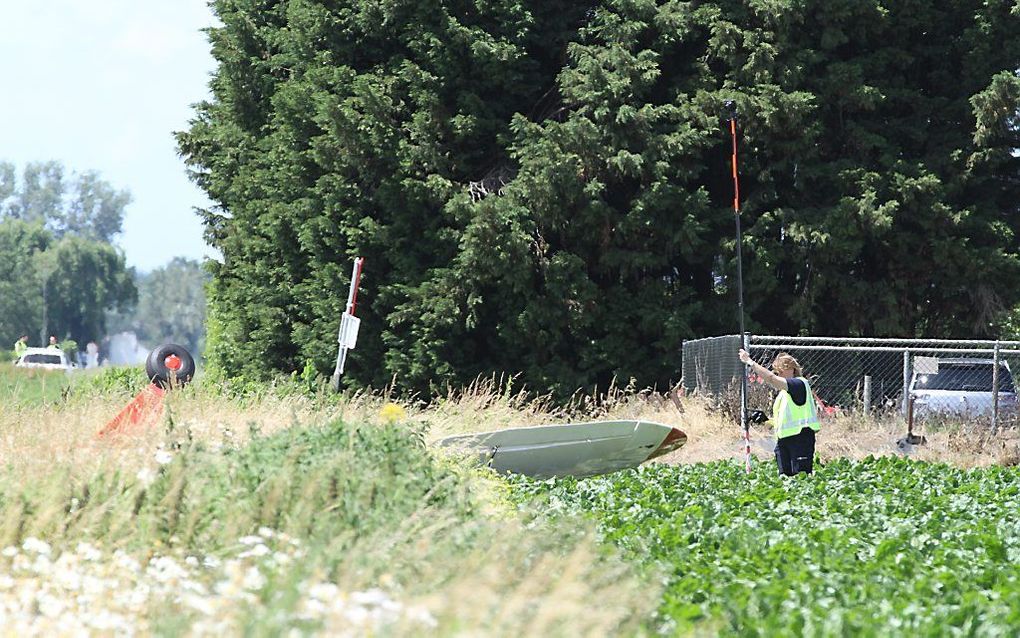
[772,377,821,439]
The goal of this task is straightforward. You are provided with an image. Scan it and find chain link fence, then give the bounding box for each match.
[682,336,1020,428]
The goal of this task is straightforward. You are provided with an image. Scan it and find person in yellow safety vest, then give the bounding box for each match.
[13,335,28,359]
[738,349,821,476]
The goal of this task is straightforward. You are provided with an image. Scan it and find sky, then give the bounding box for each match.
[0,2,219,272]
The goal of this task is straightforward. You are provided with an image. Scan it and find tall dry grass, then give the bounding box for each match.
[0,377,661,636]
[414,375,1020,469]
[4,374,1014,500]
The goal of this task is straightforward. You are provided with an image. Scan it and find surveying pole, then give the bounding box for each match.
[725,101,751,474]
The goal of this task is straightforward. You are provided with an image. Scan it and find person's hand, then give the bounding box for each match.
[738,349,751,365]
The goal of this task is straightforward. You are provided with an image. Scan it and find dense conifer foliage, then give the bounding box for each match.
[179,0,1020,396]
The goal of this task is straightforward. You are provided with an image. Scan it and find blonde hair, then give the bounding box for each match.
[771,352,802,377]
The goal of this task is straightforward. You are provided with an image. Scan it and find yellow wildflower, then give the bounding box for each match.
[378,403,406,423]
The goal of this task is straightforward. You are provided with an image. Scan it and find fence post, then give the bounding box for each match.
[993,341,1000,433]
[863,375,872,417]
[902,350,911,416]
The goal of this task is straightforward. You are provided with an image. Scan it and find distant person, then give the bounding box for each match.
[48,335,60,350]
[86,341,99,369]
[13,335,29,358]
[738,349,821,477]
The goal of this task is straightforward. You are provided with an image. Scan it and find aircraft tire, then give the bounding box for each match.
[145,344,196,388]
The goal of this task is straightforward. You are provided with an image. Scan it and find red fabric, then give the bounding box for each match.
[97,384,166,437]
[814,392,837,418]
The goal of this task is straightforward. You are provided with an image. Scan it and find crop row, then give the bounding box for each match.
[510,457,1020,636]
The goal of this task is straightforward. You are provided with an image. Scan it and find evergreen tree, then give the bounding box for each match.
[721,0,1020,337]
[180,0,592,388]
[180,0,1020,396]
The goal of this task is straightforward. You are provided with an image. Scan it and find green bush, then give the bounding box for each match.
[70,365,149,398]
[58,339,77,363]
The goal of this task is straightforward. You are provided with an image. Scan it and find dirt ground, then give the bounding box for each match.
[422,382,1020,469]
[648,398,1020,469]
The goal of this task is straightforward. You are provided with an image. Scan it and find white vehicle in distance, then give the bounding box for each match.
[14,347,76,372]
[910,358,1017,419]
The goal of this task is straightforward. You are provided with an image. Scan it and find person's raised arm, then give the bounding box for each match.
[738,349,788,392]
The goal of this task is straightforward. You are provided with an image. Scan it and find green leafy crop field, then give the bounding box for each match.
[512,457,1020,636]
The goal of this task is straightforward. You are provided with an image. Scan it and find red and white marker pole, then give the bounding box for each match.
[725,101,751,474]
[332,257,365,389]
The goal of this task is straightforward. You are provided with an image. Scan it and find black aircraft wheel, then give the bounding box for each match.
[145,344,196,388]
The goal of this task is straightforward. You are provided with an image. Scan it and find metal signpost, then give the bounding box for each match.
[331,257,364,391]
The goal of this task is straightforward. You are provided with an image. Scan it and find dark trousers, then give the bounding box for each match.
[775,428,815,476]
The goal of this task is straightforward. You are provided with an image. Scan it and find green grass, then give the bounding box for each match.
[0,362,74,405]
[510,457,1020,636]
[0,391,656,634]
[0,362,155,410]
[2,417,466,551]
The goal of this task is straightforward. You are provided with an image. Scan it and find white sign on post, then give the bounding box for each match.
[332,258,365,386]
[338,313,360,350]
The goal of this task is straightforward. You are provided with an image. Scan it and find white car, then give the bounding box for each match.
[15,347,76,372]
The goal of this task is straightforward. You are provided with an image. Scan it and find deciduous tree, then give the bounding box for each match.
[108,257,209,356]
[0,161,130,242]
